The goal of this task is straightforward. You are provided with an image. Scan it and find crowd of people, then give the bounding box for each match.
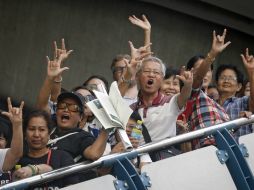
[0,15,253,189]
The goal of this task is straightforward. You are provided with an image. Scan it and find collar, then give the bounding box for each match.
[137,91,164,108]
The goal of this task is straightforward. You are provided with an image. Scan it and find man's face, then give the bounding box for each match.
[217,69,242,96]
[112,59,127,82]
[56,98,82,130]
[137,61,163,95]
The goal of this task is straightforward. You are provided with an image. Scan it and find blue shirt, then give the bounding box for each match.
[223,96,253,141]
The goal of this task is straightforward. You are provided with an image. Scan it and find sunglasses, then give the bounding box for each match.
[57,102,81,112]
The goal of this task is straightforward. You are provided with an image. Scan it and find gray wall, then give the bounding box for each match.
[0,0,253,108]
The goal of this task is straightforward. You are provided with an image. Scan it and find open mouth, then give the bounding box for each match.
[147,79,154,85]
[61,115,70,121]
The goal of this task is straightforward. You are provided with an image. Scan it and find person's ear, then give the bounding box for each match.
[237,83,243,92]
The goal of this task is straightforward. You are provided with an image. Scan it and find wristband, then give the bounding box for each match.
[122,76,133,85]
[54,76,62,83]
[27,164,36,176]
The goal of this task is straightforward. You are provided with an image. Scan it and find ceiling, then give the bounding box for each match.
[138,0,254,36]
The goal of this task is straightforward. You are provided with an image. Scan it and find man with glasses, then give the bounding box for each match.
[215,50,254,141]
[111,54,139,105]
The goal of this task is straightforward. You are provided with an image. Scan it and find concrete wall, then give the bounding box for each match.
[0,0,253,108]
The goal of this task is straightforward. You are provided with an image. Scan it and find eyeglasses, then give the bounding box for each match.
[84,95,95,103]
[142,69,162,76]
[218,76,237,82]
[112,66,127,73]
[57,102,81,112]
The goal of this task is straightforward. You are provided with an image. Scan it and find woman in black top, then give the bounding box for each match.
[13,110,79,189]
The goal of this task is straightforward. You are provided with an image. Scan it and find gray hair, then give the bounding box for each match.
[136,56,166,77]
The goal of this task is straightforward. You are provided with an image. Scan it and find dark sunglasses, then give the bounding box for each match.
[57,102,81,112]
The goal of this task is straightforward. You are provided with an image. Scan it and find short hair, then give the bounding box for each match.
[111,54,131,71]
[137,56,166,77]
[72,85,95,96]
[83,75,109,93]
[0,119,11,147]
[24,110,53,133]
[215,64,244,84]
[186,55,213,71]
[164,67,184,89]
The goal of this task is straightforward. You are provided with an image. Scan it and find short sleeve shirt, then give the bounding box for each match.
[49,128,95,161]
[131,92,182,142]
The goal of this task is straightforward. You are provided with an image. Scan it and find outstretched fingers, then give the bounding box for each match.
[61,38,66,50]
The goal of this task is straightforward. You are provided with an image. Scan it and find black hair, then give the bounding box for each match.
[186,55,213,71]
[215,64,244,84]
[72,85,95,97]
[129,110,142,122]
[24,110,53,133]
[164,67,184,89]
[0,118,11,147]
[83,75,109,93]
[208,84,217,89]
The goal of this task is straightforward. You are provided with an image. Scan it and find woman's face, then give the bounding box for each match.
[0,134,7,149]
[26,116,49,150]
[160,76,181,96]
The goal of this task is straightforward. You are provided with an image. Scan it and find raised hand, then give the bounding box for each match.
[1,97,24,127]
[129,14,151,32]
[125,41,152,77]
[46,39,73,80]
[176,69,193,88]
[211,29,231,57]
[241,48,254,72]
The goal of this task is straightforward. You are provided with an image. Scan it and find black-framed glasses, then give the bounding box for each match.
[57,102,81,112]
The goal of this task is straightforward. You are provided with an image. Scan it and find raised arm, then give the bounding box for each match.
[118,41,152,96]
[36,39,72,112]
[176,69,193,109]
[129,14,151,53]
[1,98,24,171]
[193,29,231,89]
[241,48,254,112]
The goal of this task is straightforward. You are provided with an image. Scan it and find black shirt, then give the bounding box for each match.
[18,149,79,189]
[49,127,95,162]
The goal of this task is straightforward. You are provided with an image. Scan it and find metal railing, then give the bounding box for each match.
[1,115,254,190]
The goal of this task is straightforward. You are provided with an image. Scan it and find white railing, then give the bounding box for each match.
[1,115,254,190]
